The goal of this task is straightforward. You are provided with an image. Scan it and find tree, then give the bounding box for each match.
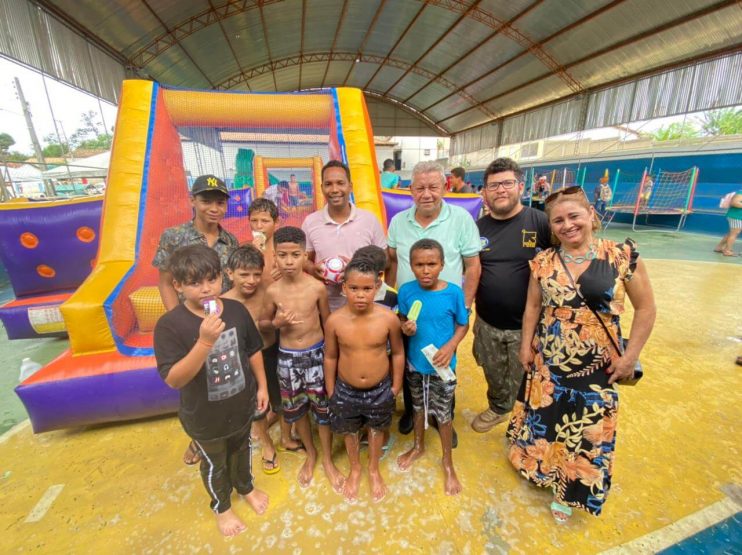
[6,151,31,162]
[0,133,31,162]
[77,133,112,150]
[69,110,106,149]
[649,122,699,141]
[699,108,742,136]
[0,132,15,155]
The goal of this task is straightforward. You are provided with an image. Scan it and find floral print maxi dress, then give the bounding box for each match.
[506,238,638,516]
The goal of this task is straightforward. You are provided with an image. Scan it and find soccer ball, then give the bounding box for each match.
[321,257,346,284]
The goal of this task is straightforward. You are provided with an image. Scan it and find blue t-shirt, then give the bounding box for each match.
[398,281,469,375]
[381,171,400,189]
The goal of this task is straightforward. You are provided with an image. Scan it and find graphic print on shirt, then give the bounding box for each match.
[521,230,537,248]
[206,327,246,401]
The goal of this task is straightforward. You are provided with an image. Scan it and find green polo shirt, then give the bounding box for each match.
[387,201,481,287]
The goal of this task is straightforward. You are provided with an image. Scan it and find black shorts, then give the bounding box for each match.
[253,343,281,420]
[329,376,395,434]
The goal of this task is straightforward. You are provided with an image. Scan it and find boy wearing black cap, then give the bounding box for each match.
[153,174,238,465]
[154,174,238,311]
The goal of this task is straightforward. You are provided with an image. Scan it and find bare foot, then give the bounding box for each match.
[397,447,424,472]
[243,488,269,515]
[298,454,316,488]
[215,508,247,537]
[368,469,387,503]
[342,467,361,503]
[443,463,462,496]
[280,438,305,453]
[322,459,346,494]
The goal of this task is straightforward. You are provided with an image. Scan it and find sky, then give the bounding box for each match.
[0,56,118,154]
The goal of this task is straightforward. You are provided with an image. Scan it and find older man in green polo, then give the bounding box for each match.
[386,161,481,443]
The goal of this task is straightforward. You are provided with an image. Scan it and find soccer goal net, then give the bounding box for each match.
[603,166,698,232]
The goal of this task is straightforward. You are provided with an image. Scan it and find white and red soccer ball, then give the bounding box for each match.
[321,257,346,284]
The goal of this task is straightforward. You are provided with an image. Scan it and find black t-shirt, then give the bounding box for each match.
[475,207,551,330]
[154,298,262,441]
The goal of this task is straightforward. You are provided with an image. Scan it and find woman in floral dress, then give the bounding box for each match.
[507,186,656,522]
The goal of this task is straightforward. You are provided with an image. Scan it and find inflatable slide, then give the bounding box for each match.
[16,81,384,432]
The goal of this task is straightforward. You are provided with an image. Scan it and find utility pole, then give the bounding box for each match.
[14,77,54,197]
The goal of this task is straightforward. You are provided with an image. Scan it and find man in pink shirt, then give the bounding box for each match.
[302,160,387,311]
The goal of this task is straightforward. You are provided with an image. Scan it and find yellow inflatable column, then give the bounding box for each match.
[334,88,385,226]
[313,156,324,211]
[61,80,155,355]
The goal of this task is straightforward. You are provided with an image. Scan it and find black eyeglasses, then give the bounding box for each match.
[484,179,519,191]
[545,185,584,204]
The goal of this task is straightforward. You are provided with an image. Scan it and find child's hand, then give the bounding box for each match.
[401,319,417,336]
[311,262,325,281]
[270,266,282,282]
[391,384,400,397]
[256,386,269,413]
[273,303,304,328]
[199,313,225,345]
[432,343,455,368]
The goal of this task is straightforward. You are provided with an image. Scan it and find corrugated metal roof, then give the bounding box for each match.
[26,0,742,135]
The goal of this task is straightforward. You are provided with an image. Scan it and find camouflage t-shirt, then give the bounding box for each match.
[152,221,238,292]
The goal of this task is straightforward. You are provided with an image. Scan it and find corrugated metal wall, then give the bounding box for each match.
[0,0,126,104]
[452,51,742,157]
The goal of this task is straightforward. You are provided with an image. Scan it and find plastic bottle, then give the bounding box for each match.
[18,358,42,382]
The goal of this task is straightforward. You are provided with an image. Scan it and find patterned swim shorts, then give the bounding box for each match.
[407,371,457,425]
[329,376,395,434]
[277,340,329,425]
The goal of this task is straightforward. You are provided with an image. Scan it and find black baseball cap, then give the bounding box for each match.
[191,174,230,197]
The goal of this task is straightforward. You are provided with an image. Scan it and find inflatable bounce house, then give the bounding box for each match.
[15,80,481,433]
[0,197,102,339]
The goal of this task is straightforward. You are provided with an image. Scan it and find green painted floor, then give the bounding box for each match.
[599,223,742,264]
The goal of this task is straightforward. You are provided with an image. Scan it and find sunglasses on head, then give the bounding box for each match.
[545,185,584,204]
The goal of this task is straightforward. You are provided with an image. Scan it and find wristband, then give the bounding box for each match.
[197,339,214,349]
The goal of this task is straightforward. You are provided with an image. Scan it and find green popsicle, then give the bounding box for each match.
[408,300,423,321]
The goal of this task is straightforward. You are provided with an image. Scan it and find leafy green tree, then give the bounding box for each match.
[6,151,31,162]
[77,133,112,150]
[649,122,699,141]
[0,132,15,155]
[699,108,742,136]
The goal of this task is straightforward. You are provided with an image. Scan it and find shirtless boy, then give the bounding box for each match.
[324,258,404,502]
[222,246,282,475]
[246,199,303,455]
[259,226,344,491]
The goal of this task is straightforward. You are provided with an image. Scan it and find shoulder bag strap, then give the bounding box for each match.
[556,251,622,355]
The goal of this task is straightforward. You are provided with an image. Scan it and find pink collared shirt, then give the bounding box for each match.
[301,204,387,311]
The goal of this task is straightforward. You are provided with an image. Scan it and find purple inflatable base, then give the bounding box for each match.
[16,368,179,433]
[0,301,68,340]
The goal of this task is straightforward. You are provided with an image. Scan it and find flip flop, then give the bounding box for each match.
[550,501,572,524]
[380,434,397,461]
[262,452,280,475]
[183,441,201,466]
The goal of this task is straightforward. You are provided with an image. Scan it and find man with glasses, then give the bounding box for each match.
[471,158,550,433]
[386,161,482,443]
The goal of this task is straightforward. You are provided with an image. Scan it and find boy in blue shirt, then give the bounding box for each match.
[396,239,469,495]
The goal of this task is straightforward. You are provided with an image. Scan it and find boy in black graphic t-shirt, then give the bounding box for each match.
[154,245,269,537]
[471,158,550,434]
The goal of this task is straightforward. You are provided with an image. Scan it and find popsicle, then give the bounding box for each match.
[408,300,423,321]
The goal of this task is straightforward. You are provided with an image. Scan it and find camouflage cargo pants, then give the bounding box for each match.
[472,316,523,415]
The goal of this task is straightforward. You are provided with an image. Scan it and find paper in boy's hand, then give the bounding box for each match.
[421,344,456,382]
